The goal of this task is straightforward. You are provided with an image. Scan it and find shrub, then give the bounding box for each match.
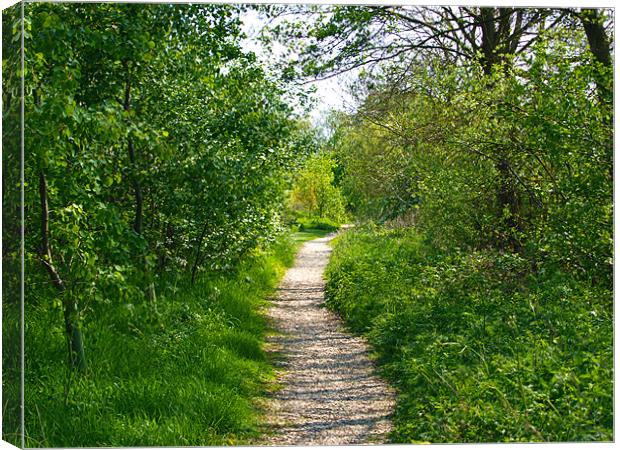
[325,227,612,443]
[296,216,340,232]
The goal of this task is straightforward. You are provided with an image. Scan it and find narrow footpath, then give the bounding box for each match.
[261,233,395,445]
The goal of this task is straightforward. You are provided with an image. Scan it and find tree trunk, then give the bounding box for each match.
[477,9,523,250]
[580,9,611,68]
[579,8,612,103]
[127,138,143,234]
[496,159,521,251]
[479,8,499,75]
[123,63,143,235]
[63,298,87,372]
[39,171,86,371]
[191,221,210,284]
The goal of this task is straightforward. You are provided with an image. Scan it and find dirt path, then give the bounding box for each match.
[260,233,395,445]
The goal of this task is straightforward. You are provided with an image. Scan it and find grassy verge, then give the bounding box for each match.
[294,216,340,232]
[2,294,21,446]
[325,226,612,443]
[291,227,334,244]
[24,234,301,447]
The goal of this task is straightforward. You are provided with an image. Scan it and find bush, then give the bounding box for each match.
[23,235,297,447]
[296,216,340,232]
[325,227,612,443]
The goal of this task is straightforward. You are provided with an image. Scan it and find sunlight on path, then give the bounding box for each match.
[260,233,395,445]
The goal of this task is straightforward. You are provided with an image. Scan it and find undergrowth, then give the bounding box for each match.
[23,234,301,447]
[294,215,341,232]
[325,226,612,443]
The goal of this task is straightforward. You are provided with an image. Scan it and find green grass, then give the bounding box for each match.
[2,295,21,446]
[295,216,341,232]
[325,226,612,443]
[291,227,333,244]
[23,234,299,447]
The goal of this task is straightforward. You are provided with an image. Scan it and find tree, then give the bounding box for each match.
[270,6,569,80]
[574,8,613,103]
[21,2,315,373]
[274,5,612,251]
[290,152,347,223]
[331,24,612,282]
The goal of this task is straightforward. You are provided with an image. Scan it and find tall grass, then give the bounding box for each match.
[23,234,302,447]
[2,294,21,447]
[325,226,612,443]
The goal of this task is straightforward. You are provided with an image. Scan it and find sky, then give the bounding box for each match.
[239,7,357,125]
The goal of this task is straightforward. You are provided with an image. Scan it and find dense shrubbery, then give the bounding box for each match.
[23,235,297,447]
[326,227,612,442]
[3,3,312,364]
[333,36,612,285]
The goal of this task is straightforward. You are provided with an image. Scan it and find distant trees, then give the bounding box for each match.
[289,152,347,224]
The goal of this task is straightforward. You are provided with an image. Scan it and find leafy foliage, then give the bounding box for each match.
[332,28,612,285]
[288,151,347,225]
[24,2,306,283]
[2,3,320,446]
[326,227,612,442]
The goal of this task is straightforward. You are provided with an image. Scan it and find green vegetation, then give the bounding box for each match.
[24,235,296,447]
[2,3,319,446]
[308,5,612,445]
[2,3,22,445]
[326,227,612,442]
[294,216,340,232]
[2,3,613,446]
[287,152,348,229]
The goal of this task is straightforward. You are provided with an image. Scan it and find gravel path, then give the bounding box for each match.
[260,233,395,445]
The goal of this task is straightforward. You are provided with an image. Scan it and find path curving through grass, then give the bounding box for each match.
[260,233,395,445]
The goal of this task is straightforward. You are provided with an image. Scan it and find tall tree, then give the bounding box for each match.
[574,8,613,103]
[22,2,311,373]
[271,6,567,81]
[274,5,612,250]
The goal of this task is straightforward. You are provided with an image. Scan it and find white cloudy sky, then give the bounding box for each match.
[239,7,358,124]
